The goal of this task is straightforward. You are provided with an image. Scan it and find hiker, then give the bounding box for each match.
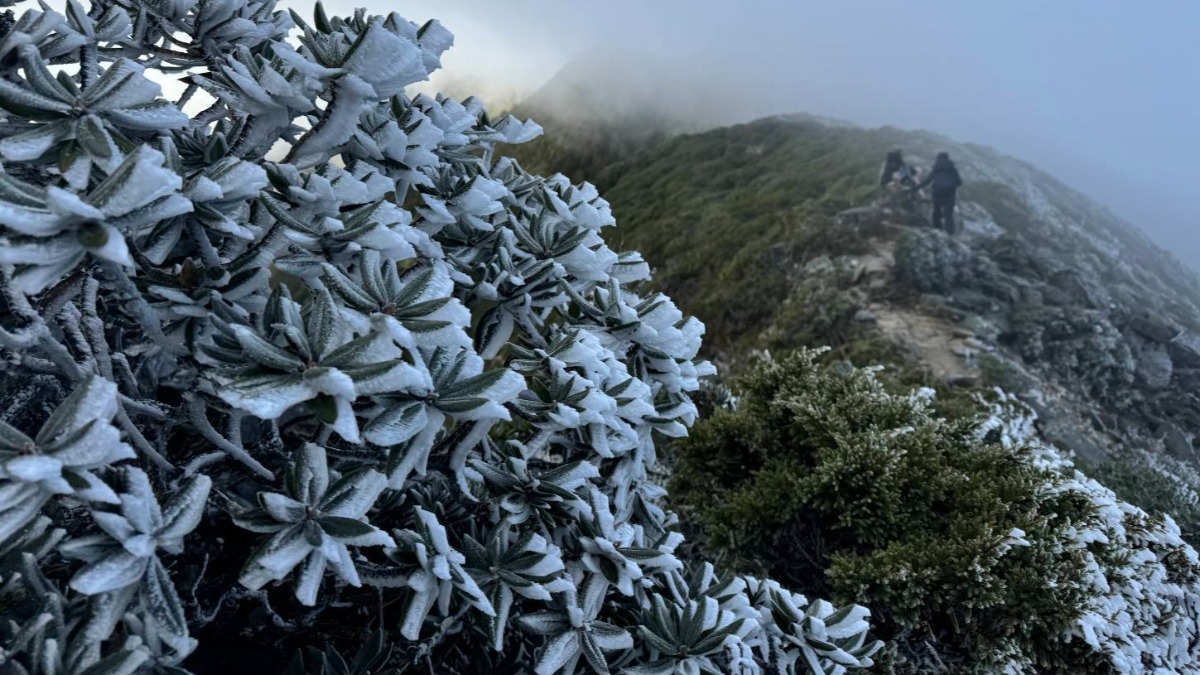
[916,152,963,234]
[879,150,916,190]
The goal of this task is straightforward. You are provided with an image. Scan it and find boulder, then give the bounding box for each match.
[1168,332,1200,369]
[947,375,978,388]
[1158,423,1199,465]
[1019,391,1107,463]
[1039,418,1107,464]
[964,337,994,352]
[947,289,997,314]
[1174,368,1200,389]
[1048,270,1097,309]
[1019,285,1044,307]
[804,256,834,275]
[1135,341,1174,390]
[853,309,878,324]
[1128,310,1181,343]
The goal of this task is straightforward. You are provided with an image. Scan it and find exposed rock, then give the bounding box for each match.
[947,375,978,388]
[853,309,878,324]
[1089,412,1118,434]
[1041,419,1107,463]
[1174,369,1200,389]
[1158,423,1199,465]
[1135,341,1174,390]
[1048,270,1096,308]
[1019,285,1044,307]
[836,206,880,226]
[946,289,998,314]
[1168,332,1200,369]
[1128,310,1182,343]
[804,256,834,275]
[962,315,1002,343]
[964,337,993,352]
[952,328,975,339]
[1040,285,1074,307]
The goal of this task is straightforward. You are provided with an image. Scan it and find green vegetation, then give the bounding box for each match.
[670,351,1200,674]
[509,118,916,360]
[976,352,1036,394]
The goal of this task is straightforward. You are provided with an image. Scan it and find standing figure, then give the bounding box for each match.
[916,152,963,234]
[879,150,914,190]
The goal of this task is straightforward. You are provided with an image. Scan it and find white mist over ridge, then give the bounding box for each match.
[328,0,1200,272]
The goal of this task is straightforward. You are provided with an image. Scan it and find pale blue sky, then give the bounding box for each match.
[325,0,1200,261]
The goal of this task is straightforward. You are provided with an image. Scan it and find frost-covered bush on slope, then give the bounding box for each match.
[1083,447,1200,550]
[0,2,881,673]
[672,350,1200,674]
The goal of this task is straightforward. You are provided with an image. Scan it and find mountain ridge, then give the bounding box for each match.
[503,108,1200,476]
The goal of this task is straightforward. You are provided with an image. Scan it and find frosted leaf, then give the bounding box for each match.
[89,224,133,266]
[93,511,137,543]
[0,236,84,294]
[0,482,50,543]
[69,549,150,595]
[341,19,427,98]
[4,455,64,482]
[380,408,444,487]
[311,396,353,442]
[0,376,133,499]
[88,146,183,217]
[45,186,106,221]
[205,158,269,201]
[216,373,313,419]
[157,476,212,547]
[361,401,427,447]
[84,59,166,111]
[286,74,376,170]
[295,553,326,606]
[184,176,224,203]
[72,471,121,504]
[0,188,71,235]
[493,115,543,144]
[104,101,190,130]
[0,119,70,161]
[249,526,313,581]
[416,19,454,71]
[321,469,387,519]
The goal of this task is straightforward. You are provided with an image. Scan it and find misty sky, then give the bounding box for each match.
[323,0,1200,263]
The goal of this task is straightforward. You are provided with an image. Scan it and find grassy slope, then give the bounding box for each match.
[511,117,914,354]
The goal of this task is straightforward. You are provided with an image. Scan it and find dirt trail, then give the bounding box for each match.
[872,307,976,382]
[849,234,982,385]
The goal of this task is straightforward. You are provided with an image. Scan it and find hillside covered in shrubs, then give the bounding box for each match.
[2,0,1200,673]
[507,109,1200,508]
[671,351,1200,674]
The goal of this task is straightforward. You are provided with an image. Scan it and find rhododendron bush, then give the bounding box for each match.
[0,1,879,673]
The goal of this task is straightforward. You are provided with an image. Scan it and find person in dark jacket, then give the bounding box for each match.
[879,150,914,189]
[916,152,963,234]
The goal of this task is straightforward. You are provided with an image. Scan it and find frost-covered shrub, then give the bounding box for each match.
[671,350,1200,674]
[0,2,880,674]
[1083,447,1200,550]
